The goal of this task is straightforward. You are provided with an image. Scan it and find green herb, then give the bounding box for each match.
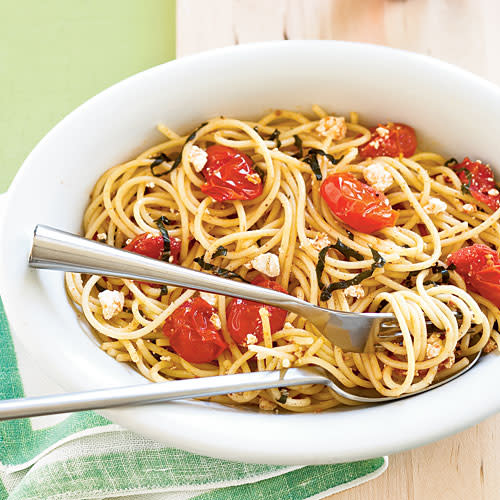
[302,149,343,181]
[155,216,171,262]
[158,122,208,176]
[319,248,386,301]
[160,285,168,296]
[253,165,266,182]
[444,158,458,167]
[456,166,472,195]
[277,389,289,404]
[332,239,363,261]
[213,245,228,258]
[95,282,106,293]
[149,153,171,177]
[293,134,303,157]
[269,129,282,148]
[194,257,250,283]
[346,230,354,241]
[402,269,421,288]
[423,263,456,286]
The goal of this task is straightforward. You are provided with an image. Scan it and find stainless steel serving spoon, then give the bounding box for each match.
[0,353,481,421]
[29,224,395,352]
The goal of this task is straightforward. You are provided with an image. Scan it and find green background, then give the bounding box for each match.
[0,0,176,193]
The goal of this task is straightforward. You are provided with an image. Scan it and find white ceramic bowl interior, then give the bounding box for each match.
[2,41,500,465]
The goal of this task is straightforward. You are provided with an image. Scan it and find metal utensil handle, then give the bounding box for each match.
[29,225,379,324]
[0,369,327,421]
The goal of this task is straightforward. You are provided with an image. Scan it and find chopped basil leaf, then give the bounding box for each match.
[316,241,363,290]
[277,389,289,404]
[253,165,266,182]
[293,134,303,158]
[150,153,171,177]
[194,257,250,283]
[302,149,344,181]
[155,216,171,262]
[213,245,228,258]
[456,166,472,195]
[332,239,363,261]
[160,285,168,296]
[444,158,458,167]
[346,230,354,241]
[319,248,385,301]
[269,129,282,148]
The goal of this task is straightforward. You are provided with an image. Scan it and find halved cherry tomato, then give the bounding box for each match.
[359,123,417,159]
[447,244,500,307]
[124,232,181,264]
[201,145,262,202]
[227,276,288,345]
[320,173,398,233]
[453,158,500,211]
[162,297,227,363]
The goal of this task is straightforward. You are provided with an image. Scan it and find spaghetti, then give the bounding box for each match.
[66,107,500,412]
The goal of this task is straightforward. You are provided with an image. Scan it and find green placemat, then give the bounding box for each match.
[0,0,175,192]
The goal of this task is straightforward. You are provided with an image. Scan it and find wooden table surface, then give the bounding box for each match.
[177,1,500,498]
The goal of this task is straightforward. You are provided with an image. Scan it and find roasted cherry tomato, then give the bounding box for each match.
[162,297,227,363]
[447,244,500,307]
[124,232,181,264]
[320,173,398,233]
[227,276,288,345]
[453,158,500,211]
[359,123,417,159]
[201,145,263,202]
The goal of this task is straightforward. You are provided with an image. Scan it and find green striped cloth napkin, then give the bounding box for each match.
[0,298,387,500]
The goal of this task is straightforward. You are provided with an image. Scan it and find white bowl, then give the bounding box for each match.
[2,41,500,465]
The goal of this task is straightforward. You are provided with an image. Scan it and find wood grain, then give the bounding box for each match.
[177,1,500,497]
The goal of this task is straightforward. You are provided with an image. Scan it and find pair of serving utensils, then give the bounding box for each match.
[0,225,480,421]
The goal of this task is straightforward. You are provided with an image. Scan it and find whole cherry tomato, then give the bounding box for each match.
[320,173,398,233]
[227,276,288,345]
[124,232,181,264]
[359,123,417,159]
[201,145,263,202]
[162,297,227,363]
[447,244,500,307]
[453,158,500,211]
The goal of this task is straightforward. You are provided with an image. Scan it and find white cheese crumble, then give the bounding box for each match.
[209,313,222,330]
[316,116,347,140]
[125,238,132,245]
[284,322,294,329]
[160,355,171,362]
[245,333,258,345]
[462,203,476,214]
[168,256,174,263]
[488,188,499,196]
[309,232,331,251]
[200,292,217,306]
[97,233,107,241]
[376,126,390,137]
[343,284,365,299]
[423,197,447,215]
[188,145,208,172]
[146,182,155,188]
[363,163,393,192]
[98,290,125,320]
[425,334,443,359]
[251,252,280,277]
[282,358,291,368]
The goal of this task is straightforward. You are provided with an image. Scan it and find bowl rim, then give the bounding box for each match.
[2,40,500,465]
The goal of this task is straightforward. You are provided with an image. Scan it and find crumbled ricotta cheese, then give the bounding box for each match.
[259,398,277,411]
[245,333,258,345]
[98,290,124,320]
[284,322,294,329]
[343,285,365,299]
[209,313,222,330]
[146,182,155,188]
[316,116,347,140]
[251,252,280,277]
[125,238,132,245]
[200,292,217,306]
[97,233,107,241]
[160,355,171,362]
[488,188,499,196]
[309,232,331,251]
[441,353,455,369]
[423,197,447,215]
[376,126,390,137]
[363,162,393,192]
[462,203,476,214]
[425,334,443,359]
[168,256,174,263]
[188,145,208,172]
[282,358,291,368]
